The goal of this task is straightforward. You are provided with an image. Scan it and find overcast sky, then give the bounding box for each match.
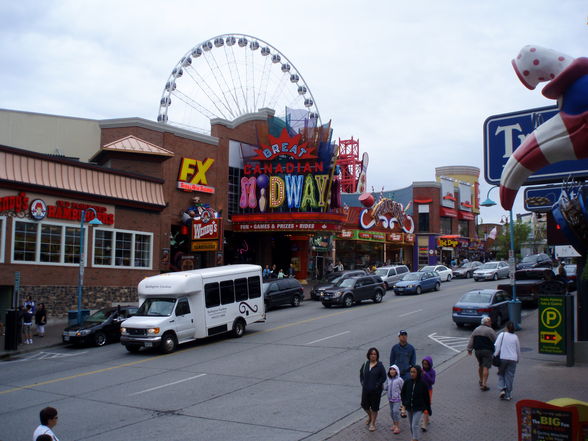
[1,0,586,223]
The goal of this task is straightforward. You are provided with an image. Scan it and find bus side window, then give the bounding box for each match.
[205,282,220,308]
[248,276,261,299]
[235,278,248,301]
[220,280,235,305]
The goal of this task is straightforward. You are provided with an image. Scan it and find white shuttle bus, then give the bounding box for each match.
[120,264,265,353]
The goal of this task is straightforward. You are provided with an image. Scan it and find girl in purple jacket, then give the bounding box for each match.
[421,356,436,432]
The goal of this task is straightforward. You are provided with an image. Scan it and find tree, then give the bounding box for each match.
[494,220,531,260]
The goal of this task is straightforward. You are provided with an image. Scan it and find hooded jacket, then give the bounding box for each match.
[384,364,404,403]
[421,356,436,391]
[401,365,432,415]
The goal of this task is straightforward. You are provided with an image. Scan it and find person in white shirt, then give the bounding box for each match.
[494,321,521,401]
[33,406,61,441]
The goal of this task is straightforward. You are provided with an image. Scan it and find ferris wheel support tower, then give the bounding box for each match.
[337,137,362,193]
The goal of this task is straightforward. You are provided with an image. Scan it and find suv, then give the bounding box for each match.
[263,278,304,309]
[321,275,386,308]
[374,265,410,289]
[516,253,553,270]
[310,270,367,300]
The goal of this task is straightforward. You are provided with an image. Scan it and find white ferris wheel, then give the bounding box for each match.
[157,33,321,134]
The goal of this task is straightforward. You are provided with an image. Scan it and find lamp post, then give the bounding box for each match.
[480,186,522,330]
[77,208,102,324]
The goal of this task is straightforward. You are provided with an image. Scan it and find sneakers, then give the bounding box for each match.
[504,395,512,401]
[499,389,506,400]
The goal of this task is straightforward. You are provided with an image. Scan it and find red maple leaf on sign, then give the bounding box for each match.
[252,128,316,161]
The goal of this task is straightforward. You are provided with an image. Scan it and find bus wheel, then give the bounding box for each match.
[232,318,246,338]
[160,333,177,354]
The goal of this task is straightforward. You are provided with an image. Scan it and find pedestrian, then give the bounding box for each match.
[277,269,285,279]
[23,304,34,345]
[270,264,278,278]
[420,356,436,432]
[360,347,387,432]
[33,406,61,441]
[25,295,36,314]
[336,260,344,272]
[35,303,47,337]
[466,316,496,391]
[401,365,432,441]
[390,329,416,418]
[262,265,271,280]
[384,364,404,434]
[494,321,521,401]
[288,263,295,278]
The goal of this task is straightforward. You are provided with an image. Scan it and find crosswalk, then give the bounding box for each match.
[428,332,469,353]
[1,350,87,364]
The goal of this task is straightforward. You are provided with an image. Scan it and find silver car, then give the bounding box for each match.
[473,261,510,281]
[374,265,410,289]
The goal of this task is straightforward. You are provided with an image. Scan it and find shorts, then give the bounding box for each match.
[475,349,493,368]
[361,388,382,412]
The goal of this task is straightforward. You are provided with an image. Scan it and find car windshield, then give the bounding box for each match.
[324,273,342,282]
[136,298,176,316]
[460,262,474,268]
[336,278,356,288]
[421,266,435,271]
[402,273,422,281]
[479,263,498,269]
[521,255,539,263]
[375,269,388,276]
[84,309,114,323]
[460,292,492,303]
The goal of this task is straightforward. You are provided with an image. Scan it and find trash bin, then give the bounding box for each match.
[68,310,90,326]
[508,299,522,329]
[4,310,19,351]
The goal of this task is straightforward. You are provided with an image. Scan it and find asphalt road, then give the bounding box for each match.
[0,277,506,441]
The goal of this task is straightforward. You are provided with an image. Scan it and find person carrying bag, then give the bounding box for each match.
[493,321,521,401]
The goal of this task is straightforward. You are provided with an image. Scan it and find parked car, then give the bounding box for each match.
[421,265,453,281]
[63,305,138,346]
[374,265,410,289]
[516,253,553,270]
[452,289,511,328]
[321,275,386,308]
[497,268,574,304]
[393,271,441,295]
[473,261,510,281]
[263,278,304,309]
[452,261,483,279]
[310,270,367,300]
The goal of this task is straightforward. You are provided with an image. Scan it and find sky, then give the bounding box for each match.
[1,0,586,224]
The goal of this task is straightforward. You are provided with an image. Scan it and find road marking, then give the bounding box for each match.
[306,331,350,345]
[129,373,206,396]
[1,351,88,363]
[398,309,423,318]
[428,332,469,353]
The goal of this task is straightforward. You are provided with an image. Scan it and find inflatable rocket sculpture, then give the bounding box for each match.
[499,45,588,210]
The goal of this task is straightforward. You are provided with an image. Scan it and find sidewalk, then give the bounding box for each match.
[0,318,67,359]
[312,308,588,441]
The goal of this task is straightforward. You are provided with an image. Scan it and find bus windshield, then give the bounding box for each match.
[136,298,176,316]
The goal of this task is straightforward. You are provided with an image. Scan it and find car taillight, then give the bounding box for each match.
[477,308,491,313]
[453,307,462,312]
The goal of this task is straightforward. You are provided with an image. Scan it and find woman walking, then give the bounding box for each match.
[420,356,436,431]
[494,321,521,401]
[360,347,387,432]
[401,365,431,441]
[35,303,47,337]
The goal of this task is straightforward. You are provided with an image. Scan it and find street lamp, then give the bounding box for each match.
[77,208,102,324]
[480,185,522,330]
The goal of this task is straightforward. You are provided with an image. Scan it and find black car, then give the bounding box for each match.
[310,270,367,300]
[516,253,553,270]
[263,278,304,309]
[452,261,483,279]
[321,275,386,308]
[63,305,137,346]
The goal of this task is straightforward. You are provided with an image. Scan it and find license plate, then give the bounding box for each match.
[64,335,70,341]
[144,342,153,348]
[463,309,476,314]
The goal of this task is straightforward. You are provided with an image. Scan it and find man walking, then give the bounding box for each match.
[467,316,496,391]
[389,330,416,381]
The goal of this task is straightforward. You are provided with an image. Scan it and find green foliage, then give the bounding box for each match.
[494,220,531,260]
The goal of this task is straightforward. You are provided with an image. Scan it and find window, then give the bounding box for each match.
[228,166,245,217]
[418,205,430,232]
[248,276,261,298]
[235,278,248,301]
[93,228,153,269]
[205,283,220,308]
[458,220,469,237]
[220,280,235,304]
[175,298,191,316]
[397,266,408,274]
[440,217,452,235]
[12,220,82,265]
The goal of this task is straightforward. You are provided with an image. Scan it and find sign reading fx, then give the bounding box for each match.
[483,105,588,185]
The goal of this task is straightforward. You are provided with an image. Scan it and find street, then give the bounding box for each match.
[1,278,516,441]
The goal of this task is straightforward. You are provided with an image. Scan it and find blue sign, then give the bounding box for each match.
[483,106,588,185]
[523,185,563,211]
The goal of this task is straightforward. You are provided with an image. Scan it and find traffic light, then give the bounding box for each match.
[546,212,569,245]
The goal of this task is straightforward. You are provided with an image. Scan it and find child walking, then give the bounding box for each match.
[384,364,404,434]
[420,356,436,431]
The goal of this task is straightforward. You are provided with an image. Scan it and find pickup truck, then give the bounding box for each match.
[497,268,570,305]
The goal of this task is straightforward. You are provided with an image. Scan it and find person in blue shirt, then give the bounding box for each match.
[390,330,416,381]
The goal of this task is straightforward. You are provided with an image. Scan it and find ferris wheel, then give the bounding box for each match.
[157,33,321,134]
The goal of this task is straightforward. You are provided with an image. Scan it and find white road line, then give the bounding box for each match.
[1,351,88,364]
[398,309,423,318]
[428,332,468,353]
[129,373,207,396]
[306,331,350,345]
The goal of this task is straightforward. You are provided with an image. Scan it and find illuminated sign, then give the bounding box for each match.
[233,222,339,232]
[358,199,415,234]
[191,241,218,251]
[192,219,220,240]
[177,157,215,194]
[251,129,315,160]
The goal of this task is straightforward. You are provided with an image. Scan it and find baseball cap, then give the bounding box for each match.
[398,330,407,336]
